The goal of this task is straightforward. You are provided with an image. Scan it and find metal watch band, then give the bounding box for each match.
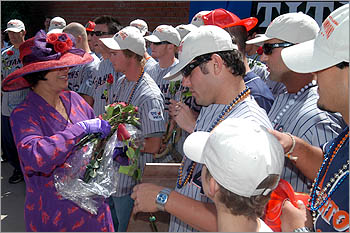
[293,227,311,232]
[155,188,172,211]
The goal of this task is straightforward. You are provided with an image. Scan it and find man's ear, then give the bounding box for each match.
[208,177,221,199]
[211,53,223,76]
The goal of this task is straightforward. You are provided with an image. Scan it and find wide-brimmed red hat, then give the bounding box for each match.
[203,8,258,31]
[2,30,93,92]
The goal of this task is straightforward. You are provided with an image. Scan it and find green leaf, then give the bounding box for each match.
[133,168,142,180]
[126,147,135,159]
[119,165,135,176]
[106,105,114,119]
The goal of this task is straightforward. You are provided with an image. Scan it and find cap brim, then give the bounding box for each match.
[163,52,197,81]
[281,39,343,73]
[100,37,122,51]
[246,34,271,45]
[48,29,63,34]
[144,35,161,43]
[183,131,210,164]
[5,28,23,33]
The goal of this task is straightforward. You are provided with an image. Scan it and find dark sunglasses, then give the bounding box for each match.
[151,41,171,46]
[87,31,110,36]
[262,42,294,55]
[181,55,212,77]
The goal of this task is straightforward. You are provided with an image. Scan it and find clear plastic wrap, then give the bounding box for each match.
[54,130,119,215]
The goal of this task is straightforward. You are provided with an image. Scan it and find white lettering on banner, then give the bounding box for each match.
[306,2,333,26]
[255,2,346,28]
[257,2,281,27]
[285,2,303,12]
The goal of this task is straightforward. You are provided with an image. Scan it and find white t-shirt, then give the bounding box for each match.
[259,218,273,232]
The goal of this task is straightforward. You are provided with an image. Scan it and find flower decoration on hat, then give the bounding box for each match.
[46,33,73,54]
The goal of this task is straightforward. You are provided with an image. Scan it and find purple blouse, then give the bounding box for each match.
[10,90,114,232]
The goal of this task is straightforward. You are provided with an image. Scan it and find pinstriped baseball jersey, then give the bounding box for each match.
[144,56,158,74]
[268,85,345,193]
[146,60,185,163]
[111,72,166,197]
[90,59,122,116]
[1,46,29,116]
[68,52,100,93]
[169,96,273,232]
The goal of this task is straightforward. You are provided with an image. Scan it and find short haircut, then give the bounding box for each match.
[335,61,349,69]
[195,49,246,77]
[224,25,248,55]
[23,70,49,87]
[122,49,146,67]
[93,15,123,34]
[205,167,279,221]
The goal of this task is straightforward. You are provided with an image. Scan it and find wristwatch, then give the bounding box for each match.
[155,188,172,211]
[293,227,310,232]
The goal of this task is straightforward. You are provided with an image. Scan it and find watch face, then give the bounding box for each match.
[156,193,168,204]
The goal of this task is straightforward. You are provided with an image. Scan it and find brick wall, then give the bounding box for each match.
[7,1,190,37]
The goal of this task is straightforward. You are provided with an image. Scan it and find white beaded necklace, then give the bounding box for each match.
[273,80,316,125]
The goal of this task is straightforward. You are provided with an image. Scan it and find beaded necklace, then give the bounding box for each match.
[309,129,349,222]
[119,68,144,104]
[176,87,251,189]
[273,80,316,125]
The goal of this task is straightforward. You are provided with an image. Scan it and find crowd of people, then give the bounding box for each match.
[1,3,348,232]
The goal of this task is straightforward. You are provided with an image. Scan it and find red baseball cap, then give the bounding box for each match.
[203,8,258,31]
[85,21,95,32]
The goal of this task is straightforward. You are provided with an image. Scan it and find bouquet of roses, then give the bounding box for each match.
[54,102,142,214]
[77,102,141,183]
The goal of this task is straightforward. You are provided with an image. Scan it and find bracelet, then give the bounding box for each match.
[285,133,298,161]
[293,226,310,232]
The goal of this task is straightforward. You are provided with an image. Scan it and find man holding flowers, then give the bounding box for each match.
[100,26,166,231]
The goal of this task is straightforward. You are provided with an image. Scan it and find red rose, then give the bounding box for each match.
[47,33,58,44]
[6,50,14,56]
[117,124,131,141]
[118,102,127,107]
[257,46,263,55]
[54,41,69,53]
[134,106,138,112]
[98,114,103,120]
[107,74,114,84]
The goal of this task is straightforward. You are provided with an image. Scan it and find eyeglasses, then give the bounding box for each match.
[87,31,110,36]
[181,55,212,77]
[151,41,171,46]
[262,42,294,55]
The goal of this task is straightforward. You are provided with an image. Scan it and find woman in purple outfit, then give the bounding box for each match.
[2,30,114,232]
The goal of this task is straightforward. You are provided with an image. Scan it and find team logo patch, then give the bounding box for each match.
[148,108,163,121]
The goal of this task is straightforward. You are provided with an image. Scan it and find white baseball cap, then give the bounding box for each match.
[5,19,25,33]
[130,19,148,36]
[48,17,67,32]
[164,25,238,81]
[100,26,146,56]
[281,4,349,73]
[144,25,181,46]
[246,12,319,45]
[183,118,284,198]
[175,24,198,40]
[191,10,212,27]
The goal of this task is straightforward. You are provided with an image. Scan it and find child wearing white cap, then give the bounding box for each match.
[183,118,284,232]
[269,4,349,232]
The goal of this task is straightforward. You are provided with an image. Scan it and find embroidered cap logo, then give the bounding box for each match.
[320,15,338,39]
[118,31,128,40]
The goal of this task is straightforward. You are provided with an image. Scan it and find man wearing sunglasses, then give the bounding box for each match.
[144,25,187,162]
[246,12,345,193]
[81,15,124,117]
[131,25,273,232]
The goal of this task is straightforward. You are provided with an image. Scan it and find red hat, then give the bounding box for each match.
[85,21,95,32]
[2,30,93,92]
[203,8,258,31]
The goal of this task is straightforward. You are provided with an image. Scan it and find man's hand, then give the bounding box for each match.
[168,99,196,133]
[131,183,164,215]
[281,200,312,231]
